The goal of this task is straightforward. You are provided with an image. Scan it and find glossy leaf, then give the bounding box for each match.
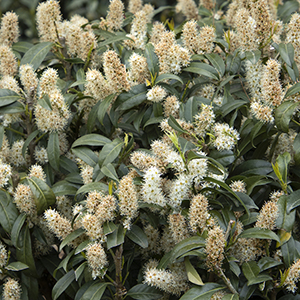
[72,134,111,148]
[145,43,159,77]
[5,261,29,271]
[115,84,147,111]
[16,225,37,277]
[238,228,280,243]
[183,62,219,80]
[52,270,76,300]
[279,43,295,67]
[127,284,163,300]
[52,180,78,196]
[20,42,53,70]
[97,93,115,125]
[0,89,22,106]
[155,73,183,85]
[106,225,124,249]
[27,176,56,215]
[184,257,204,286]
[205,53,225,77]
[179,283,225,300]
[275,100,299,133]
[22,130,39,158]
[101,163,119,182]
[76,182,108,197]
[126,225,148,248]
[98,138,124,167]
[60,228,86,251]
[11,213,27,248]
[71,147,98,167]
[47,131,60,171]
[0,190,19,233]
[158,236,205,269]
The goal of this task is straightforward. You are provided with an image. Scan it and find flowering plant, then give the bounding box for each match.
[0,0,300,299]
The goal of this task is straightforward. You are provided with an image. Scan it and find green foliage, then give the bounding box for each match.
[1,0,300,299]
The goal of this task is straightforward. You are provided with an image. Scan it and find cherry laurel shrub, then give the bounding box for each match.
[1,0,300,299]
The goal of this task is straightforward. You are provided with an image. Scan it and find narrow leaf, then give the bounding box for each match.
[47,131,60,171]
[11,213,27,248]
[238,228,280,243]
[275,100,299,133]
[0,89,22,107]
[127,284,162,300]
[27,176,56,215]
[60,228,86,251]
[126,225,148,248]
[184,257,204,286]
[20,42,53,70]
[52,270,75,300]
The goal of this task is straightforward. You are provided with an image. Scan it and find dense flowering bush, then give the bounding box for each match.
[1,0,300,299]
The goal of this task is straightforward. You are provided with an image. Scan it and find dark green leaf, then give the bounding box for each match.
[205,53,225,77]
[47,131,60,171]
[20,42,53,70]
[98,138,124,167]
[258,257,282,272]
[106,225,124,249]
[285,82,300,98]
[75,240,91,255]
[76,182,108,197]
[70,80,87,88]
[238,228,280,243]
[72,147,98,167]
[87,100,100,133]
[103,221,118,235]
[116,84,147,111]
[126,225,148,248]
[60,228,86,251]
[293,133,300,165]
[52,270,76,300]
[127,284,163,300]
[222,295,239,300]
[11,213,27,248]
[6,261,29,271]
[16,225,37,277]
[145,43,159,77]
[275,100,299,133]
[205,176,250,216]
[226,52,241,74]
[158,236,205,269]
[277,194,296,231]
[279,43,294,67]
[72,134,111,148]
[247,274,272,286]
[155,73,183,85]
[179,283,225,300]
[168,115,188,134]
[183,62,219,80]
[0,190,19,233]
[22,130,39,158]
[27,176,56,215]
[0,89,22,107]
[143,117,164,128]
[75,262,87,281]
[220,99,248,116]
[0,101,24,114]
[97,93,115,125]
[101,163,119,182]
[242,261,260,281]
[282,235,296,267]
[52,180,78,196]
